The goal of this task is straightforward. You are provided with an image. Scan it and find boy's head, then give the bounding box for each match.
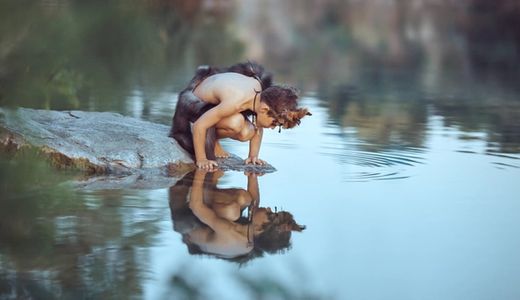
[253,209,306,254]
[257,85,311,130]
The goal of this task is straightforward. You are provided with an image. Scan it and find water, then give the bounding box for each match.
[1,1,520,299]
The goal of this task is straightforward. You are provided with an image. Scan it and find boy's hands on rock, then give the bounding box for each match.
[245,156,266,166]
[196,159,218,171]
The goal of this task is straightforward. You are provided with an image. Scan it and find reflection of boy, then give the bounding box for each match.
[170,62,311,170]
[168,170,305,263]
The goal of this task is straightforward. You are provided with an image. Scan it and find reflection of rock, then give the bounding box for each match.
[73,172,184,190]
[0,108,277,185]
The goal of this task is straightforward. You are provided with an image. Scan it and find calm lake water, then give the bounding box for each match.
[1,1,520,299]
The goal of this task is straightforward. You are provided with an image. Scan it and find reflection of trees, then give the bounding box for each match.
[0,151,161,298]
[431,97,520,153]
[322,84,428,150]
[162,267,323,299]
[0,156,313,298]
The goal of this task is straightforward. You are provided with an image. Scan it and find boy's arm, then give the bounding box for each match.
[245,127,266,165]
[189,170,232,231]
[193,102,236,170]
[246,172,260,202]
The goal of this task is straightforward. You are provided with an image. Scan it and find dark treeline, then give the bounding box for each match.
[0,0,518,152]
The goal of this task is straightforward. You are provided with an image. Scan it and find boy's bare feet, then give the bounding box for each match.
[214,141,230,158]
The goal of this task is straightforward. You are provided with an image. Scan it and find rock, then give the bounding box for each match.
[0,108,276,189]
[216,154,276,173]
[0,107,194,176]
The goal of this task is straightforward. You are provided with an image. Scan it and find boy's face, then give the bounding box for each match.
[257,104,277,129]
[258,112,277,129]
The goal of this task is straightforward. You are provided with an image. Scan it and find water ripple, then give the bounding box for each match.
[320,144,425,182]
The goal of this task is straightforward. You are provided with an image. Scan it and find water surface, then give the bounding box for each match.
[1,1,520,299]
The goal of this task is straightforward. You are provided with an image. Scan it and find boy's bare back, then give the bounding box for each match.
[193,72,262,107]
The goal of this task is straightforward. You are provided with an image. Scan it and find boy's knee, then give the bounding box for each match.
[218,114,244,133]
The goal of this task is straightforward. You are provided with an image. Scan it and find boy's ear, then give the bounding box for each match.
[259,102,270,112]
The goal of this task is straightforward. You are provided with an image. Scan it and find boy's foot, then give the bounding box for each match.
[214,141,230,158]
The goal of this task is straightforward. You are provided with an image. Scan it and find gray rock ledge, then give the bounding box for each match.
[0,108,276,189]
[0,107,193,175]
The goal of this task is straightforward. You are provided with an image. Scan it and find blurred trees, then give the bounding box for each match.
[0,0,244,111]
[0,0,518,148]
[234,0,519,152]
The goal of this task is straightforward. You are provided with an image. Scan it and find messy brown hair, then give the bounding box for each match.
[260,85,311,129]
[254,211,306,254]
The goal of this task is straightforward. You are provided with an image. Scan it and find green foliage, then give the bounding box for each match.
[0,0,245,110]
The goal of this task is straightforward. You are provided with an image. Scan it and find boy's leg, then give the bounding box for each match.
[170,89,216,159]
[213,113,249,158]
[214,140,230,158]
[170,65,218,158]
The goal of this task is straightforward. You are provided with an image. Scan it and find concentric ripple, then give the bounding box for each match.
[320,143,425,182]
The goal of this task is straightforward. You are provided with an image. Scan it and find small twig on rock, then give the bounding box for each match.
[68,112,80,119]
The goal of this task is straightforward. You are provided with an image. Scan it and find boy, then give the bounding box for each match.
[170,62,310,170]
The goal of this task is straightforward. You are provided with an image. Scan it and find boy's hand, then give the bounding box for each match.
[196,159,218,170]
[245,156,266,165]
[194,168,209,180]
[244,171,264,177]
